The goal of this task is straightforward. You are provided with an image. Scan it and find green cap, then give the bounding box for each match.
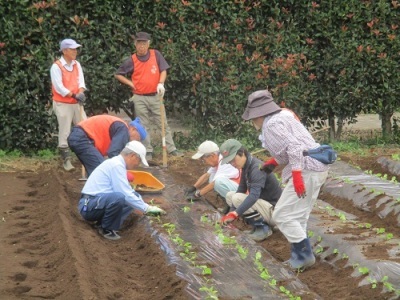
[220,139,242,164]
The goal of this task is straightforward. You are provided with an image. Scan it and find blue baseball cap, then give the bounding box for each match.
[129,117,147,141]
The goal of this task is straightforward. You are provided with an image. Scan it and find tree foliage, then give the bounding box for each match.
[0,0,399,152]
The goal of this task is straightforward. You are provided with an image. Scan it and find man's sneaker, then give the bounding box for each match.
[146,152,153,160]
[169,150,184,157]
[98,227,121,240]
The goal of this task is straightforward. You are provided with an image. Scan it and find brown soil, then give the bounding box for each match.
[0,146,399,299]
[0,164,187,300]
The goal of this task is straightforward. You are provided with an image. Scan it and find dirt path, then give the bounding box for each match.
[0,168,187,300]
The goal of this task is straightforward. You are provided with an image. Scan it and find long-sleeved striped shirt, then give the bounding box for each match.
[259,111,329,183]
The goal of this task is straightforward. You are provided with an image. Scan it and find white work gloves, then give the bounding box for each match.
[157,83,165,97]
[145,205,166,216]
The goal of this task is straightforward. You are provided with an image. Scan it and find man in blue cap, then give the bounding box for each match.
[68,115,147,176]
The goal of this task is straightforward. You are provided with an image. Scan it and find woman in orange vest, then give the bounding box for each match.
[68,115,147,176]
[50,38,87,171]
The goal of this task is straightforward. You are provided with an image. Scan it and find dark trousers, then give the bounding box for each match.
[68,127,104,176]
[78,192,126,231]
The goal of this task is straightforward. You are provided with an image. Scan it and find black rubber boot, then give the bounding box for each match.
[243,212,272,241]
[287,238,315,271]
[248,217,272,242]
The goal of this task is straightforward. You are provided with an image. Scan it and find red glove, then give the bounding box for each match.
[292,170,306,198]
[220,211,239,225]
[127,172,134,182]
[260,158,278,174]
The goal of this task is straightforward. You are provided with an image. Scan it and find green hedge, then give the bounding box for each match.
[0,0,399,152]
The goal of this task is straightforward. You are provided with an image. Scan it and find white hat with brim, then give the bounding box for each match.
[125,141,149,167]
[242,90,281,121]
[60,39,82,51]
[192,141,219,160]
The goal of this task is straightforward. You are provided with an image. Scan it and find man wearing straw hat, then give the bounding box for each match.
[242,90,329,271]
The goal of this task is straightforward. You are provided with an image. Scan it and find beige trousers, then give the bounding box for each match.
[226,191,275,226]
[131,94,176,153]
[53,101,86,148]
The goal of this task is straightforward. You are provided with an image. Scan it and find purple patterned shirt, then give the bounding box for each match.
[259,111,329,183]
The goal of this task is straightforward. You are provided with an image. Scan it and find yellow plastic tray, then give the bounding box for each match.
[127,170,165,193]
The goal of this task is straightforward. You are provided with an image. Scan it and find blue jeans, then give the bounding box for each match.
[68,127,104,176]
[78,192,130,231]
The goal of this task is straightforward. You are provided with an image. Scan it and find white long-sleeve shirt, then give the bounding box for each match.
[50,56,86,97]
[81,155,149,212]
[207,154,240,183]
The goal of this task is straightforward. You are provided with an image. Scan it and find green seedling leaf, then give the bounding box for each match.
[358,266,369,275]
[333,248,339,254]
[199,285,218,300]
[385,233,394,240]
[255,251,262,262]
[260,269,270,280]
[307,230,314,238]
[182,206,190,213]
[200,215,209,223]
[376,227,385,234]
[337,212,347,221]
[198,265,212,275]
[172,235,184,245]
[368,277,377,289]
[392,154,400,161]
[315,245,324,254]
[236,245,248,259]
[383,281,395,292]
[162,223,176,235]
[218,234,236,245]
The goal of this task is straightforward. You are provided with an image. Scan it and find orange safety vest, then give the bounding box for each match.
[52,60,79,104]
[131,50,160,94]
[79,115,128,156]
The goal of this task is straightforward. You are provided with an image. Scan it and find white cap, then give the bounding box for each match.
[192,141,219,160]
[60,39,82,51]
[125,141,149,167]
